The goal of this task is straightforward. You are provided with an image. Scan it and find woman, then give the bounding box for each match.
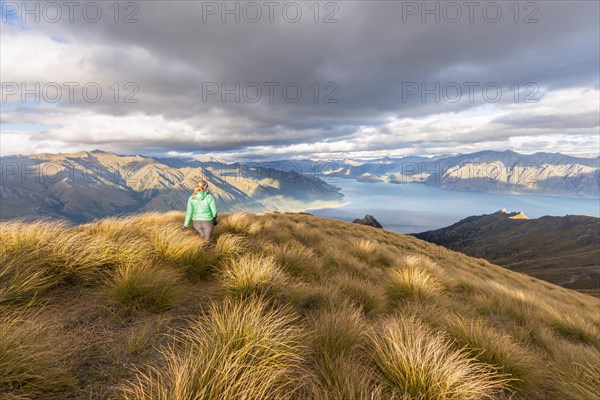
[183,179,218,240]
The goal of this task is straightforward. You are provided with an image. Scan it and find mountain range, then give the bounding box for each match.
[2,150,598,223]
[0,150,343,223]
[250,150,600,197]
[413,209,600,296]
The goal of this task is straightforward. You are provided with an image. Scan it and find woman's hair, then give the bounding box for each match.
[192,179,209,200]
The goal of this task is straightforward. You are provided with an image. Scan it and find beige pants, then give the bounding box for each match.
[192,220,214,241]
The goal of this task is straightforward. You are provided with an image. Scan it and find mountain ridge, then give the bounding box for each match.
[413,210,600,296]
[248,150,600,197]
[0,151,343,223]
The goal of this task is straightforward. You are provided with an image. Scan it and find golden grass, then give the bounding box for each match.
[545,309,600,347]
[1,211,599,399]
[311,355,385,400]
[350,238,393,268]
[150,227,217,279]
[217,212,253,235]
[442,313,551,397]
[219,253,288,298]
[332,272,388,317]
[308,304,367,359]
[286,282,341,314]
[0,250,56,306]
[368,316,509,400]
[273,242,323,280]
[126,322,156,356]
[0,309,74,397]
[106,263,183,312]
[557,362,600,400]
[121,296,306,400]
[214,233,248,259]
[386,264,445,304]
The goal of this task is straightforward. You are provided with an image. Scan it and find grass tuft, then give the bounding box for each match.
[217,213,253,235]
[368,316,509,400]
[214,233,248,259]
[333,273,387,317]
[0,310,74,397]
[1,212,599,399]
[443,313,550,397]
[106,264,182,312]
[308,304,367,359]
[219,254,288,298]
[273,242,323,280]
[350,239,393,268]
[150,228,217,279]
[386,264,445,304]
[121,296,306,399]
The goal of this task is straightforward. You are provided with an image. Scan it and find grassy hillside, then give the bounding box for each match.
[1,212,599,399]
[414,211,600,297]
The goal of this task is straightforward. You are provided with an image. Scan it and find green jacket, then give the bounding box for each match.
[184,191,218,227]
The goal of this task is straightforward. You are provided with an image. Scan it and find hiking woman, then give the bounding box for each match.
[183,179,218,240]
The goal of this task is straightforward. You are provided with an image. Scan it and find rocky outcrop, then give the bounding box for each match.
[352,214,383,228]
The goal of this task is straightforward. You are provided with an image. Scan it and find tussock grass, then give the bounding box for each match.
[217,212,253,235]
[106,263,183,312]
[126,323,157,356]
[332,273,387,317]
[368,316,509,400]
[150,228,217,279]
[350,239,393,268]
[545,309,600,347]
[1,220,68,252]
[557,362,600,400]
[291,222,327,247]
[537,332,600,399]
[386,264,445,304]
[286,282,341,314]
[2,211,599,399]
[474,288,538,325]
[443,314,550,397]
[0,310,74,397]
[121,297,306,400]
[273,242,323,280]
[219,254,288,298]
[0,250,57,306]
[308,304,367,359]
[214,233,248,259]
[311,355,385,400]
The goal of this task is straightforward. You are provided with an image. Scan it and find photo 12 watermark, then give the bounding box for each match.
[399,1,539,24]
[200,81,339,103]
[1,82,140,104]
[1,1,141,24]
[400,81,540,104]
[198,1,340,24]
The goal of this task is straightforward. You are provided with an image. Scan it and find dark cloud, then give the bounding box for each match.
[2,1,599,156]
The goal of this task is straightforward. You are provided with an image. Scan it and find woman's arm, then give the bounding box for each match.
[183,197,193,228]
[208,194,218,219]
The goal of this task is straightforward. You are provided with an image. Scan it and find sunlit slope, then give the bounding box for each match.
[1,212,599,399]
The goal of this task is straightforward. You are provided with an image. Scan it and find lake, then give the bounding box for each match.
[308,179,600,233]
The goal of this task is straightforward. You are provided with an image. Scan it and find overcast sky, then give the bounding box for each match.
[1,0,599,160]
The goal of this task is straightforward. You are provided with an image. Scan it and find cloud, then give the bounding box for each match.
[1,1,599,158]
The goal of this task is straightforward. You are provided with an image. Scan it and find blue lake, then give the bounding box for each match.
[309,179,600,233]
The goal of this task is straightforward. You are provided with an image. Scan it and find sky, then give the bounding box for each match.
[1,0,599,161]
